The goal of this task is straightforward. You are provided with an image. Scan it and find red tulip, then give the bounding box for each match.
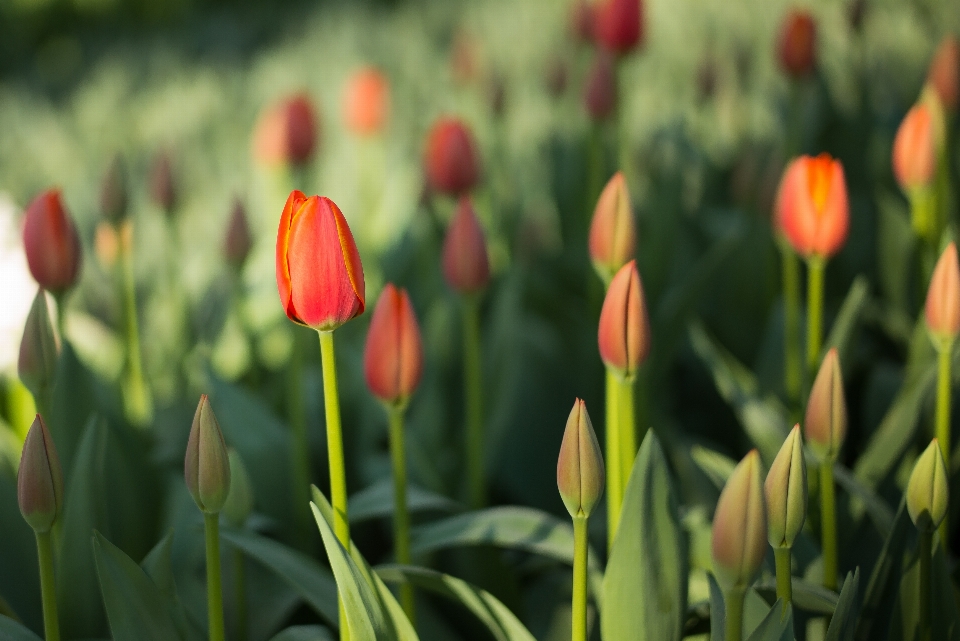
[928,36,959,112]
[224,199,253,269]
[774,154,849,259]
[777,10,817,78]
[442,196,490,294]
[598,260,650,378]
[584,51,617,121]
[925,242,960,341]
[253,93,319,167]
[892,103,937,192]
[589,172,636,282]
[22,189,82,294]
[424,118,480,196]
[276,191,365,331]
[343,67,390,136]
[594,0,643,55]
[363,284,423,406]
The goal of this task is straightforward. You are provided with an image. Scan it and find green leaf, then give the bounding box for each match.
[930,541,960,641]
[708,573,725,641]
[690,445,737,490]
[833,464,895,539]
[268,625,334,641]
[376,565,536,641]
[602,431,687,641]
[754,577,837,615]
[91,531,181,641]
[856,502,914,641]
[745,601,792,641]
[140,532,203,641]
[823,275,870,364]
[0,616,42,641]
[349,479,461,524]
[826,569,860,641]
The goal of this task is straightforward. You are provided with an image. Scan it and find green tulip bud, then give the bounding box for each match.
[907,439,949,532]
[17,415,64,533]
[804,348,847,461]
[184,395,231,514]
[712,450,767,590]
[557,398,605,519]
[17,289,59,404]
[222,448,254,527]
[764,424,807,548]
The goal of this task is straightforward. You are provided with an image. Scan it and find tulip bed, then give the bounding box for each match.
[1,0,960,640]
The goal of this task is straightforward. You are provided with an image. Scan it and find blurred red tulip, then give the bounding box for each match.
[598,260,650,378]
[594,0,643,55]
[150,150,177,214]
[892,103,937,192]
[925,242,960,341]
[570,1,595,44]
[777,10,817,78]
[22,189,82,295]
[774,154,849,259]
[424,118,481,196]
[224,199,253,269]
[928,36,959,112]
[442,196,490,294]
[343,67,390,136]
[18,415,63,533]
[100,154,128,224]
[363,284,423,406]
[584,51,617,121]
[253,93,319,167]
[276,191,365,331]
[589,172,636,282]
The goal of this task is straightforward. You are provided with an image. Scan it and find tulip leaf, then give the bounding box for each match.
[930,541,960,641]
[602,431,687,641]
[0,616,42,641]
[754,577,838,615]
[823,275,870,364]
[708,573,725,641]
[91,530,181,641]
[268,625,334,641]
[826,569,860,641]
[856,502,914,641]
[745,601,792,641]
[833,463,895,538]
[376,565,536,641]
[140,531,204,641]
[690,445,737,489]
[348,479,461,524]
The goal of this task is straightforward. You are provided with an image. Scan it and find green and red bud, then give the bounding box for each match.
[589,172,636,284]
[22,189,82,295]
[711,450,767,590]
[184,395,231,514]
[222,448,254,528]
[557,399,605,519]
[17,415,64,533]
[598,260,650,379]
[224,198,253,270]
[804,348,847,461]
[925,242,960,344]
[907,439,948,532]
[363,284,423,408]
[100,154,129,225]
[442,196,490,294]
[764,425,807,548]
[18,289,59,404]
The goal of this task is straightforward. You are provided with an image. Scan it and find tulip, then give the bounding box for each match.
[893,103,938,195]
[589,172,636,284]
[570,1,595,44]
[593,0,643,56]
[343,67,389,136]
[774,154,849,261]
[777,10,816,79]
[598,260,650,379]
[927,36,959,112]
[224,199,253,270]
[907,438,948,641]
[363,284,423,408]
[765,425,806,606]
[100,154,128,225]
[926,242,960,343]
[442,196,490,294]
[18,289,59,411]
[276,191,365,331]
[253,93,319,168]
[149,150,177,215]
[424,117,480,196]
[584,52,617,121]
[22,189,82,296]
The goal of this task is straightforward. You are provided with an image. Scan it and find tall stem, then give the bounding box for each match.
[605,368,622,551]
[806,256,825,375]
[119,224,152,426]
[388,408,415,623]
[919,528,932,641]
[586,123,604,234]
[233,549,247,641]
[780,242,802,403]
[204,514,225,641]
[618,374,636,493]
[288,329,312,549]
[36,531,60,641]
[774,545,793,607]
[462,296,485,509]
[724,585,745,641]
[936,343,952,548]
[820,460,838,592]
[571,516,589,641]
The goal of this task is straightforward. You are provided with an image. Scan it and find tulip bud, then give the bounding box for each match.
[557,399,605,518]
[17,415,64,533]
[925,242,960,344]
[488,73,506,119]
[764,425,807,548]
[224,198,253,270]
[712,450,767,590]
[22,189,83,295]
[598,260,650,379]
[149,150,177,215]
[253,93,319,168]
[907,439,949,532]
[363,284,423,408]
[589,172,636,283]
[545,57,569,98]
[343,67,390,136]
[184,395,231,514]
[570,1,595,44]
[442,196,490,294]
[18,289,59,404]
[773,154,849,260]
[276,191,365,331]
[100,154,128,225]
[584,52,617,121]
[594,0,644,56]
[424,118,481,196]
[892,103,937,192]
[927,36,959,113]
[777,10,817,79]
[222,448,254,528]
[804,348,847,461]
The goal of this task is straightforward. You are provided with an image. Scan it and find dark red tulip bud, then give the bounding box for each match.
[253,93,319,168]
[777,10,817,78]
[100,154,129,225]
[584,52,617,121]
[424,118,481,196]
[594,0,644,55]
[442,196,490,294]
[22,189,82,295]
[224,199,253,270]
[149,150,177,214]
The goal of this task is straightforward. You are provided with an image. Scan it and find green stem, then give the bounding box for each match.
[919,528,932,641]
[462,296,485,509]
[204,514,225,641]
[388,408,415,624]
[586,123,604,231]
[605,368,622,552]
[936,342,952,548]
[806,256,825,375]
[618,374,636,495]
[52,291,67,348]
[288,330,312,550]
[820,460,838,592]
[780,242,802,403]
[724,585,745,641]
[119,226,152,427]
[233,549,247,641]
[774,546,793,608]
[36,531,60,641]
[571,516,589,641]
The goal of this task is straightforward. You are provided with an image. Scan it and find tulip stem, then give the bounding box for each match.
[233,548,247,641]
[806,256,825,375]
[774,546,793,608]
[572,515,589,641]
[780,242,802,404]
[388,407,415,624]
[936,342,952,548]
[36,531,60,641]
[586,123,604,238]
[118,224,152,427]
[204,514,225,641]
[819,460,838,592]
[724,585,745,641]
[919,528,933,641]
[618,374,636,496]
[289,330,313,550]
[605,368,623,551]
[462,296,485,509]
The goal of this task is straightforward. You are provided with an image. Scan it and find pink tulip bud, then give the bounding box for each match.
[925,242,960,342]
[589,172,636,283]
[927,36,959,112]
[584,52,617,121]
[424,118,481,196]
[598,260,650,379]
[184,395,231,514]
[712,450,767,590]
[363,284,424,407]
[18,289,59,403]
[224,199,253,270]
[804,348,847,461]
[442,196,490,294]
[774,154,849,260]
[892,103,937,192]
[557,399,605,518]
[22,189,82,295]
[18,415,64,533]
[777,10,817,79]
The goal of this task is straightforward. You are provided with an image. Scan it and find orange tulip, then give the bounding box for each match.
[598,260,650,378]
[343,67,390,136]
[276,191,365,331]
[424,118,480,196]
[253,93,319,167]
[589,172,636,283]
[925,242,960,341]
[22,189,82,295]
[442,196,490,294]
[363,284,423,407]
[593,0,643,55]
[777,10,816,78]
[927,36,958,112]
[892,103,936,192]
[774,154,849,259]
[804,348,847,461]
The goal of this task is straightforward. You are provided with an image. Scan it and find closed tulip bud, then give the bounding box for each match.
[570,1,595,44]
[424,118,481,196]
[18,290,59,403]
[22,189,82,295]
[584,52,617,121]
[764,425,807,548]
[804,348,847,461]
[927,37,959,112]
[589,172,636,283]
[907,439,949,532]
[343,67,390,136]
[224,199,253,270]
[594,0,644,56]
[712,450,767,590]
[184,395,231,514]
[892,103,937,192]
[442,197,490,294]
[774,154,849,260]
[17,415,64,533]
[545,57,569,98]
[149,150,177,215]
[777,10,817,78]
[100,154,128,225]
[363,284,423,407]
[253,93,319,168]
[276,191,365,331]
[222,448,254,528]
[557,399,605,518]
[925,242,960,343]
[598,260,650,379]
